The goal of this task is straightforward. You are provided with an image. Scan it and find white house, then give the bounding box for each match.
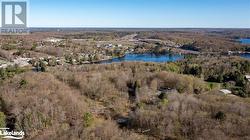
[219,89,232,95]
[44,37,63,43]
[245,75,250,82]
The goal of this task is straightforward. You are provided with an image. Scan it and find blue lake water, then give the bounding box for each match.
[240,53,250,59]
[100,53,184,63]
[239,39,250,59]
[239,38,250,45]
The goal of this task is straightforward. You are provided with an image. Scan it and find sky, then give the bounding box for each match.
[28,0,250,28]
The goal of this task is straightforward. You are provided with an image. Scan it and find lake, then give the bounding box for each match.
[100,53,184,64]
[240,53,250,59]
[239,39,250,59]
[239,38,250,45]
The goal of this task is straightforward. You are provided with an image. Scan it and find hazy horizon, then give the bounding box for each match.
[29,27,250,29]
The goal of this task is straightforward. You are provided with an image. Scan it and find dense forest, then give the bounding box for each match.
[0,59,250,140]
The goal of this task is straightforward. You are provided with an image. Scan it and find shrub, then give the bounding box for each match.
[214,111,226,121]
[83,112,94,127]
[0,66,26,80]
[0,112,6,128]
[40,63,47,72]
[165,63,181,73]
[19,79,28,88]
[184,64,202,77]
